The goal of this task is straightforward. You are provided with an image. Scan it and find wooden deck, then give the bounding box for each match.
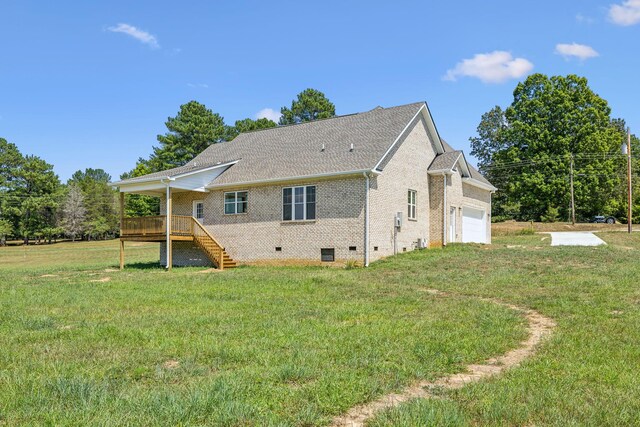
[119,215,236,270]
[120,215,194,241]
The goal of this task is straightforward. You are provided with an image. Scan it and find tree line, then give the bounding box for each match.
[0,88,336,244]
[0,138,120,245]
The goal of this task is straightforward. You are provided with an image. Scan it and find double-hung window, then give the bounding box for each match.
[283,186,316,221]
[224,191,248,214]
[408,190,417,220]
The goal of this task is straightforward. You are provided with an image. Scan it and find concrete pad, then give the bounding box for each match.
[548,231,606,247]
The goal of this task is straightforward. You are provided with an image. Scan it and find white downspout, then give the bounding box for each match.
[364,172,370,267]
[442,173,447,247]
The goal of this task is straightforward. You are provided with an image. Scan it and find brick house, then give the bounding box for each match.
[113,102,495,269]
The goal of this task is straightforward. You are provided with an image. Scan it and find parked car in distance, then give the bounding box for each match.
[590,215,616,224]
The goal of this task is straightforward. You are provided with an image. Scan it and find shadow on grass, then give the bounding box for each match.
[122,262,163,270]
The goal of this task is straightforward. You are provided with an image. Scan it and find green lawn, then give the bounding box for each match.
[0,240,523,426]
[1,233,639,426]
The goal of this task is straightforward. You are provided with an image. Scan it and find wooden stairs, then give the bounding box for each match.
[192,218,237,269]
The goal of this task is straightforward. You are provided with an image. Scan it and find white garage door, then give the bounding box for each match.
[462,207,487,243]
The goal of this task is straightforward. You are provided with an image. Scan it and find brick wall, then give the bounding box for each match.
[161,176,366,264]
[428,174,445,247]
[369,115,438,258]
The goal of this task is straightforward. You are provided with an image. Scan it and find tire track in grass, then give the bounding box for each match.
[331,289,556,427]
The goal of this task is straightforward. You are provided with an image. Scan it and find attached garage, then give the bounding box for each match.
[462,207,487,243]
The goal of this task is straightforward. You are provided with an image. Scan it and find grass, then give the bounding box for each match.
[2,231,640,425]
[0,241,523,426]
[368,232,640,426]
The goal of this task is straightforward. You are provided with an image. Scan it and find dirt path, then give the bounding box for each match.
[331,289,556,427]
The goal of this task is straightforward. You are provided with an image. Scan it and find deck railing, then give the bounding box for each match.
[120,215,231,270]
[121,215,193,237]
[192,219,225,270]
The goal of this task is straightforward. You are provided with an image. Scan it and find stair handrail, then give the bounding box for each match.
[191,217,225,269]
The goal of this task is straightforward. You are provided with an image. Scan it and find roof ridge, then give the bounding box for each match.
[232,101,426,138]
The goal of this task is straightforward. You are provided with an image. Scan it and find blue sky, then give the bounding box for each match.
[1,0,639,181]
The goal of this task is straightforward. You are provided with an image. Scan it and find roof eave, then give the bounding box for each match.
[206,169,379,190]
[427,169,454,175]
[111,160,238,188]
[462,177,497,192]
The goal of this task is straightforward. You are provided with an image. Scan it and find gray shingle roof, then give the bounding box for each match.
[467,164,493,186]
[117,102,425,187]
[428,151,462,172]
[439,139,493,187]
[115,101,493,189]
[200,102,425,187]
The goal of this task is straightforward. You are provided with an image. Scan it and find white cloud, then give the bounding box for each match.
[187,83,209,88]
[107,23,159,49]
[609,0,640,25]
[555,43,599,60]
[576,13,595,24]
[255,108,282,123]
[443,51,533,84]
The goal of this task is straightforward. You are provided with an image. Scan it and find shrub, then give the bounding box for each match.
[516,227,535,235]
[344,260,361,270]
[541,206,559,223]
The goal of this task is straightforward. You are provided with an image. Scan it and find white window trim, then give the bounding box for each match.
[192,200,204,220]
[282,185,316,221]
[224,191,248,215]
[408,189,417,220]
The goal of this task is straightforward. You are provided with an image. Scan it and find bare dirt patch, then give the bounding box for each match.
[162,359,180,370]
[89,277,111,283]
[39,274,58,278]
[331,289,556,427]
[197,268,224,274]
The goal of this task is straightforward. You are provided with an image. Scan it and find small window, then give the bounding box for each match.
[193,200,204,220]
[349,246,357,251]
[407,190,417,220]
[321,248,335,262]
[224,191,248,215]
[283,186,316,221]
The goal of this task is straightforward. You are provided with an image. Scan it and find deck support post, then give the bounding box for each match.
[119,192,125,270]
[166,185,172,271]
[119,240,124,270]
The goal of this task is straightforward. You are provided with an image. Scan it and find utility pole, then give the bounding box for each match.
[626,128,632,233]
[570,153,576,224]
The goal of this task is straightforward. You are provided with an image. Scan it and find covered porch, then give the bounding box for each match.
[112,162,238,270]
[115,188,235,271]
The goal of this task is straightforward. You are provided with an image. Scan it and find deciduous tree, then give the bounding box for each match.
[61,184,86,241]
[68,168,119,239]
[471,74,631,221]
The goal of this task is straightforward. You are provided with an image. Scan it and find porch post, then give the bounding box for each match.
[119,192,125,270]
[166,185,172,270]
